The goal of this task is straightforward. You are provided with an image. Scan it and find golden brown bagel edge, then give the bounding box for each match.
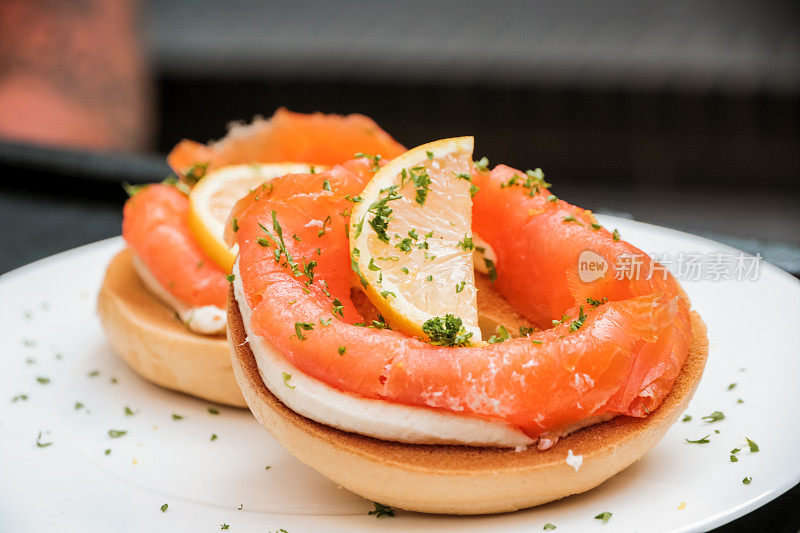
[228,286,708,514]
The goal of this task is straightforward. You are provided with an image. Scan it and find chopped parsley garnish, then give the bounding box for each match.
[519,326,535,336]
[568,306,587,332]
[727,383,737,390]
[294,322,314,340]
[36,376,50,385]
[484,258,497,282]
[184,162,208,184]
[108,429,127,438]
[425,274,433,282]
[225,274,235,283]
[368,502,397,518]
[701,411,725,423]
[586,297,607,308]
[74,402,85,411]
[338,346,346,356]
[612,229,620,241]
[11,393,28,402]
[487,325,511,344]
[104,448,111,455]
[422,315,473,347]
[546,194,557,202]
[544,524,557,530]
[344,194,363,203]
[208,408,219,415]
[270,210,301,276]
[319,317,332,326]
[281,372,295,389]
[746,437,759,452]
[426,150,434,160]
[368,258,381,271]
[371,316,391,329]
[361,189,401,242]
[400,267,409,274]
[160,503,168,512]
[562,215,581,224]
[124,406,135,416]
[591,222,602,230]
[232,217,239,232]
[743,476,752,485]
[455,281,466,293]
[594,512,612,523]
[402,167,431,206]
[36,431,52,448]
[682,415,692,422]
[457,235,475,251]
[210,433,218,441]
[455,172,472,181]
[322,179,332,191]
[380,290,396,299]
[332,298,345,317]
[172,413,183,421]
[474,157,490,172]
[686,435,710,444]
[469,183,480,197]
[302,260,317,285]
[221,525,230,530]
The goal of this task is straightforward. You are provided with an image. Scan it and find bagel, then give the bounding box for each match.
[228,286,708,514]
[98,249,246,407]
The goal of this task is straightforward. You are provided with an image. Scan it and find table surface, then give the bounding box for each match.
[1,168,799,532]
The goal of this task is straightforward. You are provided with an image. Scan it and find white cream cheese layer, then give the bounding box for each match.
[232,261,535,448]
[132,253,226,335]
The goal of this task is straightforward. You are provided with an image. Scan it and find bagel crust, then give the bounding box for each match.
[228,287,708,514]
[98,249,246,407]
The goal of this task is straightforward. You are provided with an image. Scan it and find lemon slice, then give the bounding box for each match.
[189,162,320,272]
[349,137,481,343]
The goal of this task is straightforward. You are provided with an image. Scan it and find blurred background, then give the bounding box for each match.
[0,1,798,529]
[1,0,798,277]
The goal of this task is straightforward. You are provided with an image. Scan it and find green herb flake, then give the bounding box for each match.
[221,525,230,530]
[544,524,557,530]
[422,315,473,347]
[160,503,168,512]
[294,322,314,340]
[455,281,466,293]
[210,433,218,441]
[104,448,111,455]
[487,324,512,344]
[225,274,236,283]
[208,408,219,415]
[108,429,127,438]
[172,413,183,421]
[701,411,725,423]
[727,383,737,391]
[682,415,692,422]
[232,217,239,232]
[338,346,346,356]
[745,437,759,452]
[685,434,710,444]
[124,406,135,416]
[368,502,397,518]
[457,235,475,251]
[474,157,490,172]
[322,179,332,191]
[568,306,587,332]
[36,431,53,448]
[546,195,557,202]
[743,476,752,485]
[594,512,612,523]
[36,376,50,385]
[484,258,498,282]
[281,372,295,389]
[612,229,620,241]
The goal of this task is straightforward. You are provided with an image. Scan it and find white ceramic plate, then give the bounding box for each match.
[1,216,799,533]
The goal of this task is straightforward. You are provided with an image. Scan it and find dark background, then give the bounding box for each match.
[1,1,798,530]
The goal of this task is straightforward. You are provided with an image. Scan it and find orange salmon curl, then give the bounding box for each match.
[234,160,692,441]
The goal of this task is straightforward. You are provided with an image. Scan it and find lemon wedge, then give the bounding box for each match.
[189,162,320,272]
[349,137,481,343]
